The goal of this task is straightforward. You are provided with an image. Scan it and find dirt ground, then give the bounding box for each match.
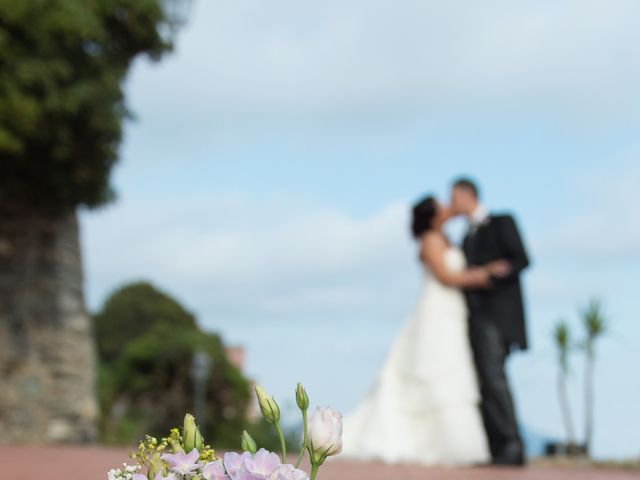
[1,445,638,480]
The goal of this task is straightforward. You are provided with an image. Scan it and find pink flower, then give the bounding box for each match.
[269,464,309,480]
[224,449,306,480]
[203,460,229,480]
[242,449,280,477]
[223,452,252,477]
[234,471,265,480]
[132,475,147,480]
[161,449,202,475]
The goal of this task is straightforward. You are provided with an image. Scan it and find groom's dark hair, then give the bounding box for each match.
[453,177,479,199]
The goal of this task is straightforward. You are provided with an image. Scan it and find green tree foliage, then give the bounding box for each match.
[95,282,251,448]
[94,282,197,361]
[0,0,182,213]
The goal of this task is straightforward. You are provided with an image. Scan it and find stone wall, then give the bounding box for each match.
[0,212,97,443]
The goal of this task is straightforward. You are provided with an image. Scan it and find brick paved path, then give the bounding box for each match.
[1,446,638,480]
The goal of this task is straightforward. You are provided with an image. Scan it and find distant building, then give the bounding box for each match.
[225,346,245,371]
[224,346,260,421]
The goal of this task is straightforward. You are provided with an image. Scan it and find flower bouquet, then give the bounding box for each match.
[107,383,342,480]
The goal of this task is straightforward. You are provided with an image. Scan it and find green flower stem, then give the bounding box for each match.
[274,422,287,463]
[310,463,319,480]
[294,409,308,468]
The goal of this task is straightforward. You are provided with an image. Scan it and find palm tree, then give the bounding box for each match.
[581,299,607,456]
[553,320,576,448]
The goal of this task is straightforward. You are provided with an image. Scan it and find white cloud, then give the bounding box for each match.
[129,0,640,127]
[534,160,640,260]
[81,192,416,320]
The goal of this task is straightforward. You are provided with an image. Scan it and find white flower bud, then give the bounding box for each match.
[306,407,343,465]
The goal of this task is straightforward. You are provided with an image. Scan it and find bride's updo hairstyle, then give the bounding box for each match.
[411,196,437,238]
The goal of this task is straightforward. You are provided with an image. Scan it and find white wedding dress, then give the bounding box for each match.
[341,247,490,466]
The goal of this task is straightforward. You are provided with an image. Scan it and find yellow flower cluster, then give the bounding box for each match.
[130,427,216,467]
[198,444,216,463]
[130,434,166,465]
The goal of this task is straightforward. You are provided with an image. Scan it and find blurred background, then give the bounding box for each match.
[1,0,639,463]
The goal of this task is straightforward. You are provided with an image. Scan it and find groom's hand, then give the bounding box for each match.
[468,268,492,288]
[486,259,512,278]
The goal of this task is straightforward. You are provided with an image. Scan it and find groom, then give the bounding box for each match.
[450,177,530,466]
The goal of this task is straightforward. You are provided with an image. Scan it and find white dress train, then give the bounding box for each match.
[341,247,490,466]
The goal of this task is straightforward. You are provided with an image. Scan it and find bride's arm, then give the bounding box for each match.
[421,233,490,288]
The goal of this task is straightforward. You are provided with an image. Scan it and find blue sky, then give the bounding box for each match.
[81,1,640,459]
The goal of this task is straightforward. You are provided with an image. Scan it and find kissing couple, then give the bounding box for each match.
[342,177,530,467]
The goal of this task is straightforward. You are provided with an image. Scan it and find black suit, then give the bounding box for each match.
[462,213,530,461]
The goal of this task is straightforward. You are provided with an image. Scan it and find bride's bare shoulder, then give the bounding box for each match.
[420,231,448,259]
[421,230,447,247]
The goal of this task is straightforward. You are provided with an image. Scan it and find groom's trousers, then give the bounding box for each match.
[469,316,522,458]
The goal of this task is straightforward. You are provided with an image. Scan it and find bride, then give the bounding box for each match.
[341,195,509,466]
